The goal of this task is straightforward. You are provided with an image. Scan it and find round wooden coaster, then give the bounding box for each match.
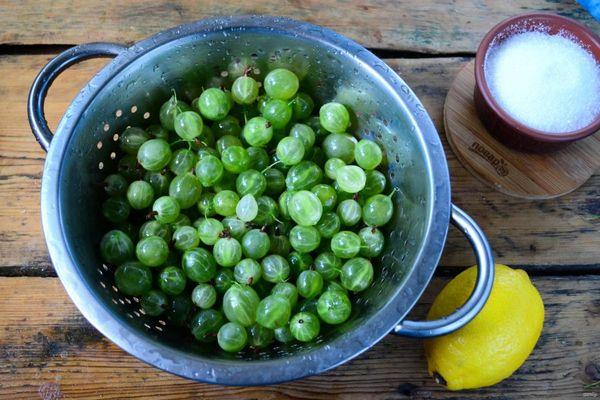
[444,60,600,199]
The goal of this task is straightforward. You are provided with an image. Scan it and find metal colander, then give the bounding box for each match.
[28,16,494,385]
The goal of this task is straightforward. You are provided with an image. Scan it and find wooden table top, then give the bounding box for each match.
[0,1,598,398]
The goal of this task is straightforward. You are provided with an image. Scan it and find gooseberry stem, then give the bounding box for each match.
[170,89,183,113]
[261,160,282,173]
[388,187,399,198]
[231,281,244,289]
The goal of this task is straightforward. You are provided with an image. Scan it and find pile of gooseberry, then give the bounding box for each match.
[100,65,395,353]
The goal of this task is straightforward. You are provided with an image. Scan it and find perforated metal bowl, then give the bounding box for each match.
[28,16,494,385]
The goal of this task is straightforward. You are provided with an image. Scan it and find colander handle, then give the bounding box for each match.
[393,204,495,338]
[28,42,127,152]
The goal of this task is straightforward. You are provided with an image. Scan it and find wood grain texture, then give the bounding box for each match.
[0,276,598,399]
[0,54,599,275]
[0,1,598,53]
[444,60,600,199]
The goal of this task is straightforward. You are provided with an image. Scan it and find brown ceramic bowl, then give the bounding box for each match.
[474,13,600,152]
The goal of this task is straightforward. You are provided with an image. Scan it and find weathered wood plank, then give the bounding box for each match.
[0,1,597,53]
[0,276,598,398]
[0,54,598,275]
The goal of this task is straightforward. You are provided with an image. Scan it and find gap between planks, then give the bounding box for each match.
[0,43,478,59]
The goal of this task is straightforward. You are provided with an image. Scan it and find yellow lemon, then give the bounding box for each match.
[424,264,544,390]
